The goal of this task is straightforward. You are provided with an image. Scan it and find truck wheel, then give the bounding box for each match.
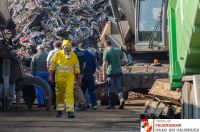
[16,76,51,110]
[181,82,191,119]
[22,85,36,109]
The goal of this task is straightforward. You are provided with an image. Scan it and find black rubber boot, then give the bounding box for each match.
[68,112,75,118]
[56,111,63,118]
[106,92,115,109]
[119,100,125,109]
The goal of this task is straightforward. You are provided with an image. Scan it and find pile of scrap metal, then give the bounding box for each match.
[142,79,181,119]
[0,0,51,111]
[8,0,111,69]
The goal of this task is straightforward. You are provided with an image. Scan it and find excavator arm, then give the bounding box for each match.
[0,0,15,39]
[0,0,15,30]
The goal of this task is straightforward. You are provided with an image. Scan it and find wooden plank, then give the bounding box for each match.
[149,79,181,101]
[162,106,174,118]
[155,102,166,117]
[143,100,150,112]
[162,106,170,117]
[150,101,159,114]
[143,101,159,114]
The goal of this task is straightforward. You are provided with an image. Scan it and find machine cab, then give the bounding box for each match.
[135,0,168,52]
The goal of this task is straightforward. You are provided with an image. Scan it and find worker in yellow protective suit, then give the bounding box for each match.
[48,40,81,118]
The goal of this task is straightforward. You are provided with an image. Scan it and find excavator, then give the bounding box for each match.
[0,0,51,111]
[98,0,169,105]
[98,0,200,118]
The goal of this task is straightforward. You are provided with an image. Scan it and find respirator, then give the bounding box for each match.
[64,46,71,59]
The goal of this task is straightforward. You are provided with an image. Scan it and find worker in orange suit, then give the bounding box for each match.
[48,40,81,118]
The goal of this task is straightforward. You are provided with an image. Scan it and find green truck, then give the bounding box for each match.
[168,0,200,118]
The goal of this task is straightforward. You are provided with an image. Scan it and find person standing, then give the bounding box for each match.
[71,42,86,75]
[79,44,97,110]
[31,45,48,107]
[46,40,62,108]
[102,40,125,109]
[71,41,87,111]
[47,41,62,67]
[48,40,81,118]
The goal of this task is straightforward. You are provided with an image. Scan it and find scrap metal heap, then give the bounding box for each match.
[0,0,53,111]
[8,0,111,70]
[0,0,114,110]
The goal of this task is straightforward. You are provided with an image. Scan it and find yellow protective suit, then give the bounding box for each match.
[49,40,80,112]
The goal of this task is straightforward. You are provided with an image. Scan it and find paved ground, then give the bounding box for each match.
[0,106,142,132]
[0,96,150,132]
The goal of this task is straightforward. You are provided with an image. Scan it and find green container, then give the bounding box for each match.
[168,0,200,90]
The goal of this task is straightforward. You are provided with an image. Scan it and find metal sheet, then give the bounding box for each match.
[117,0,135,34]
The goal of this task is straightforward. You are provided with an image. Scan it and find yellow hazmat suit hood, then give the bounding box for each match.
[62,40,72,49]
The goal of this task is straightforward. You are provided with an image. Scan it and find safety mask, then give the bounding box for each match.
[64,46,71,53]
[64,47,71,59]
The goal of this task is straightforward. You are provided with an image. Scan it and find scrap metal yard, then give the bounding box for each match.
[2,0,200,131]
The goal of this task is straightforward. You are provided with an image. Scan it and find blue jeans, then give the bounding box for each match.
[107,74,123,93]
[84,89,90,106]
[82,74,97,107]
[107,74,124,106]
[35,72,48,106]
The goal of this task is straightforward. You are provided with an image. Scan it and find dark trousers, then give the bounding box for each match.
[107,74,123,106]
[50,83,56,105]
[82,74,97,107]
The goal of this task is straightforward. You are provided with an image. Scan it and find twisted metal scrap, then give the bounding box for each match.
[6,0,109,72]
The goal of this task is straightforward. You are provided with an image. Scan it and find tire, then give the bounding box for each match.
[16,76,51,110]
[22,85,36,109]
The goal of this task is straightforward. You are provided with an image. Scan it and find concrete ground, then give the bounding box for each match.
[0,96,150,132]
